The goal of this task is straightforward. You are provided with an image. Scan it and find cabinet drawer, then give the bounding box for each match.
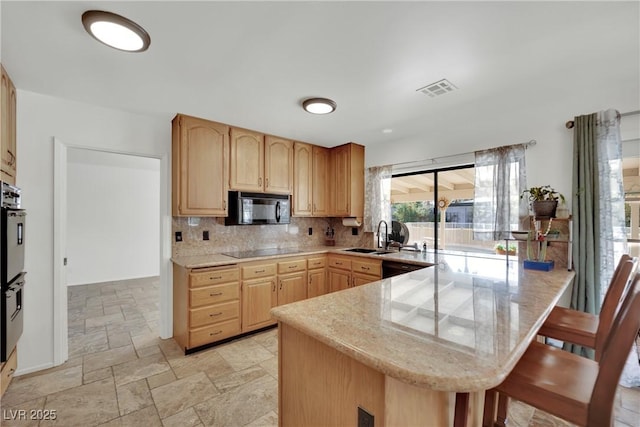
[190,283,239,308]
[278,258,306,274]
[1,348,17,397]
[190,300,240,329]
[328,256,351,270]
[307,256,326,269]
[242,263,277,280]
[189,318,241,348]
[190,267,239,288]
[352,259,381,276]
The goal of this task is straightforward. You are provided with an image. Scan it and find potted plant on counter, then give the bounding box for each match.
[520,185,565,218]
[495,243,517,256]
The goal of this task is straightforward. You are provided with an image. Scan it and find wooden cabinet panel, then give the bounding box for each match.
[278,257,306,274]
[328,255,351,271]
[312,146,331,216]
[230,127,264,192]
[242,277,277,332]
[242,262,277,280]
[352,272,380,287]
[352,259,382,277]
[308,268,328,298]
[190,300,240,329]
[172,114,229,216]
[0,348,16,397]
[293,142,313,216]
[189,318,241,348]
[328,268,350,293]
[190,267,239,288]
[278,272,307,306]
[331,143,364,219]
[265,136,293,194]
[1,65,16,185]
[307,256,327,270]
[189,283,240,308]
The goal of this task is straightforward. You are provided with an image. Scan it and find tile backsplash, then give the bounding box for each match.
[172,217,372,257]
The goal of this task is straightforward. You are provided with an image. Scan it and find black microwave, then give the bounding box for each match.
[225,191,291,225]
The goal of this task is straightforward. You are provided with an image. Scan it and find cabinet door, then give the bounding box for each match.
[230,127,264,192]
[172,115,229,216]
[328,268,350,293]
[332,144,351,216]
[265,136,293,194]
[278,272,307,306]
[242,277,277,332]
[293,142,313,216]
[308,268,327,298]
[352,272,380,287]
[312,146,331,216]
[0,65,15,185]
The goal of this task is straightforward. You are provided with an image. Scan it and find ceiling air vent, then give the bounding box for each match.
[416,79,457,98]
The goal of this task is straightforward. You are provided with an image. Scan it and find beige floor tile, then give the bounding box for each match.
[616,406,640,427]
[251,329,278,354]
[194,374,277,427]
[245,410,278,427]
[86,312,126,329]
[83,344,138,373]
[211,365,270,394]
[136,344,162,358]
[529,410,575,426]
[0,396,46,427]
[1,365,83,407]
[168,348,234,380]
[216,337,274,372]
[151,372,219,419]
[112,353,170,387]
[107,331,133,349]
[259,356,278,379]
[158,338,184,361]
[116,378,154,416]
[160,407,203,427]
[97,405,162,427]
[69,329,109,357]
[131,331,162,350]
[146,370,177,390]
[84,366,114,384]
[44,377,119,426]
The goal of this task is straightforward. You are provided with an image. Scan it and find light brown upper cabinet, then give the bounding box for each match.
[293,143,332,217]
[172,114,229,216]
[230,129,293,194]
[264,136,293,194]
[1,65,17,185]
[331,142,365,219]
[293,142,313,216]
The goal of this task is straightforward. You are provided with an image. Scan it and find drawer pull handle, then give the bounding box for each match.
[288,265,297,269]
[210,276,222,280]
[255,269,265,273]
[209,312,223,317]
[209,330,222,336]
[362,266,370,270]
[335,262,342,265]
[210,292,223,297]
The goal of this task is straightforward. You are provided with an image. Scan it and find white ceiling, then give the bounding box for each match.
[2,1,639,148]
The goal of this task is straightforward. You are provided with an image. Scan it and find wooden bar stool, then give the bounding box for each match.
[483,273,640,427]
[537,254,636,360]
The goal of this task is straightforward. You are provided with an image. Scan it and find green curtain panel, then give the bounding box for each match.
[568,109,628,359]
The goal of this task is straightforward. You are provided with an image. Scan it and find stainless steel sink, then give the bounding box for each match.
[344,248,378,253]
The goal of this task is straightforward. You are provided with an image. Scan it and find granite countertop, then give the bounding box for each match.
[171,246,438,268]
[271,252,575,392]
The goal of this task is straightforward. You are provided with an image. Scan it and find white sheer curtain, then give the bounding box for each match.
[364,166,392,233]
[473,145,528,241]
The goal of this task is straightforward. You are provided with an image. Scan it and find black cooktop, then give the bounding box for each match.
[222,248,302,259]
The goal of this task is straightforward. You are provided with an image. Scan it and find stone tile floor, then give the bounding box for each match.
[1,276,638,426]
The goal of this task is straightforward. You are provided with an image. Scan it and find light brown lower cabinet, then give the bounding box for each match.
[307,255,328,298]
[0,348,17,397]
[328,255,381,292]
[173,264,241,351]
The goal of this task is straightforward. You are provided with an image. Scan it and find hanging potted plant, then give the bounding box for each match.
[520,185,565,218]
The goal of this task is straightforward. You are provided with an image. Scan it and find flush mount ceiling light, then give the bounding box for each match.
[302,98,337,114]
[82,10,150,52]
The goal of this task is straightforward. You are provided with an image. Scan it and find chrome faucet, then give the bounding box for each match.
[377,220,389,250]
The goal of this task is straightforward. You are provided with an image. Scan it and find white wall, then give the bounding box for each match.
[16,90,171,373]
[66,149,160,286]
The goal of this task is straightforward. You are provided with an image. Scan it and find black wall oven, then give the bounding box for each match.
[1,182,26,362]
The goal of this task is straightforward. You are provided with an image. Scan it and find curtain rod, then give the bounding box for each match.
[389,139,536,169]
[565,110,640,129]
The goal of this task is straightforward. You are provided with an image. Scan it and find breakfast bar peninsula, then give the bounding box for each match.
[271,252,575,427]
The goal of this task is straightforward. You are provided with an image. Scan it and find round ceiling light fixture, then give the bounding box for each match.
[82,10,150,52]
[302,98,337,115]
